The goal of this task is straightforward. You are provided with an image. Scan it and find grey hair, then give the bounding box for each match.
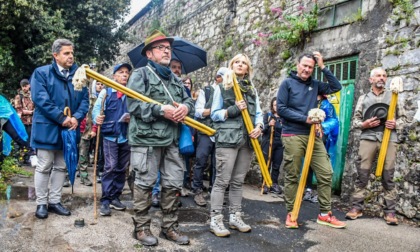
[52,39,74,54]
[370,67,385,77]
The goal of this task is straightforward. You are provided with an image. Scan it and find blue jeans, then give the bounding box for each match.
[101,139,130,205]
[152,172,160,195]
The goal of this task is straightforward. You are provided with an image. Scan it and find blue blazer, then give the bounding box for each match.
[30,61,89,150]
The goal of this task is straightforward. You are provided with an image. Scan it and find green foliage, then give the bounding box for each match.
[215,49,226,62]
[237,42,245,50]
[224,37,233,48]
[343,8,364,23]
[0,156,32,195]
[269,5,318,47]
[385,36,410,46]
[0,0,130,98]
[384,49,402,56]
[281,50,291,60]
[389,0,414,18]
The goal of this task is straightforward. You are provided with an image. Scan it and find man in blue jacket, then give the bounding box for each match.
[277,52,345,229]
[31,39,89,219]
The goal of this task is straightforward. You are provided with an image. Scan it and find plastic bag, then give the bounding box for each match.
[179,124,194,155]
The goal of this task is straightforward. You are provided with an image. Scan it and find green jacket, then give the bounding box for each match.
[212,83,258,148]
[126,64,194,147]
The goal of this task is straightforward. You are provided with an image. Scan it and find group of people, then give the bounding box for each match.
[3,28,406,248]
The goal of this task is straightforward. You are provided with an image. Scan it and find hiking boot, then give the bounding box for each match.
[345,208,363,220]
[303,189,312,201]
[317,211,346,229]
[270,183,282,194]
[110,198,126,211]
[133,228,158,246]
[152,193,160,208]
[310,193,318,203]
[194,190,207,207]
[229,212,251,232]
[210,214,230,237]
[285,213,298,229]
[161,225,190,245]
[384,212,398,225]
[80,173,93,186]
[262,185,269,194]
[100,204,111,216]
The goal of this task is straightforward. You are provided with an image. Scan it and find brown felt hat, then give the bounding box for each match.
[141,30,174,56]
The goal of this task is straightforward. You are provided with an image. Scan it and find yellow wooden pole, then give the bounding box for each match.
[290,124,316,222]
[375,92,398,177]
[260,125,274,195]
[83,67,216,136]
[231,75,272,187]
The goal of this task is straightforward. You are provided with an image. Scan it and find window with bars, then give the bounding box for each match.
[313,56,358,83]
[317,0,362,30]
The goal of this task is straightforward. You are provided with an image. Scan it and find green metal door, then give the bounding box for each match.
[314,57,358,191]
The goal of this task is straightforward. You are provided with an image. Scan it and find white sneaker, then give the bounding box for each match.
[210,214,230,237]
[229,212,251,232]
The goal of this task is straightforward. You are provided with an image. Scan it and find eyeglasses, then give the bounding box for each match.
[184,82,191,85]
[151,45,172,52]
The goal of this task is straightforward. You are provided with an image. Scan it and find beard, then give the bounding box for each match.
[375,82,385,88]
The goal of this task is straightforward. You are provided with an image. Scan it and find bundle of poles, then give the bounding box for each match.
[375,77,402,178]
[231,74,272,187]
[83,66,216,136]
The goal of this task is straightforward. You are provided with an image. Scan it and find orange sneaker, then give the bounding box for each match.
[384,213,398,225]
[345,208,363,220]
[285,213,298,229]
[317,211,346,229]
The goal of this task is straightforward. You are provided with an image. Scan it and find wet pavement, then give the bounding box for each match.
[1,166,419,251]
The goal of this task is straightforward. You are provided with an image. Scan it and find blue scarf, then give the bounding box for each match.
[148,60,172,80]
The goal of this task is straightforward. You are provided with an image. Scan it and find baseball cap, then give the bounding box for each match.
[113,63,132,74]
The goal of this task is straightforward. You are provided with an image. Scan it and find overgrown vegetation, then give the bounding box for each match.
[389,0,414,24]
[343,8,365,24]
[268,4,318,47]
[0,156,32,195]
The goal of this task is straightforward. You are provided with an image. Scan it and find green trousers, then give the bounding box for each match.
[282,135,333,213]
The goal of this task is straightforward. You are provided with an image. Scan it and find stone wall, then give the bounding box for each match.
[112,0,420,221]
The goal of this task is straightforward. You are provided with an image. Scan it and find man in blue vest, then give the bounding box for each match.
[93,63,132,216]
[31,39,89,219]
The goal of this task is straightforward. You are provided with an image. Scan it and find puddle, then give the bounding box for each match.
[179,208,209,223]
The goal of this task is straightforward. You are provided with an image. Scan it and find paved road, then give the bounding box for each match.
[0,170,419,251]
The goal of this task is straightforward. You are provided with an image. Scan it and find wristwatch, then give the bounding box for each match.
[159,106,165,116]
[257,124,263,130]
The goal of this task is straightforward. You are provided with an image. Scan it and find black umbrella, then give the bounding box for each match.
[127,36,207,74]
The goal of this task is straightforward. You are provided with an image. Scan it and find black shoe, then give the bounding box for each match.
[100,204,111,216]
[48,203,71,216]
[35,204,48,219]
[152,193,160,208]
[110,198,126,211]
[270,183,282,194]
[63,180,70,187]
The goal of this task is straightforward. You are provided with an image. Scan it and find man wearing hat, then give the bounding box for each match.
[346,67,407,225]
[191,67,228,207]
[93,62,132,216]
[126,30,194,246]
